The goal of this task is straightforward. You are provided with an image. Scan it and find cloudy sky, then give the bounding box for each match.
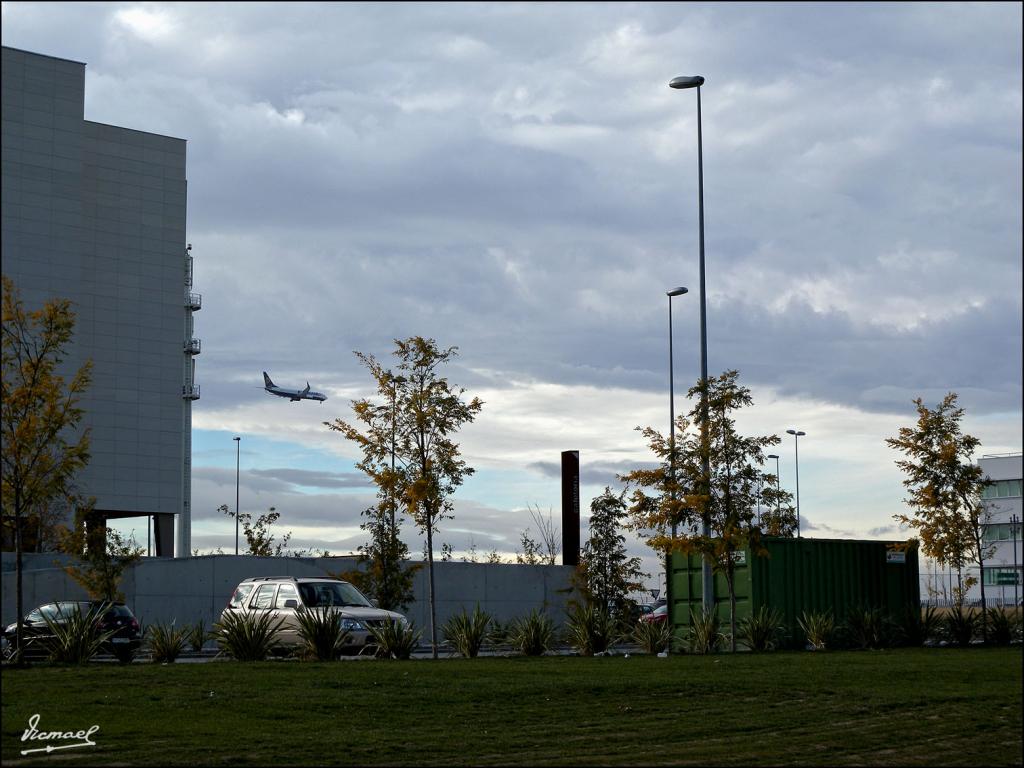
[3,2,1021,587]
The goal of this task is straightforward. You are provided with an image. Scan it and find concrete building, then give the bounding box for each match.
[970,453,1023,605]
[1,46,195,556]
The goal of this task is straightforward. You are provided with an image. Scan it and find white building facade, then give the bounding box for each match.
[971,453,1023,606]
[1,46,196,556]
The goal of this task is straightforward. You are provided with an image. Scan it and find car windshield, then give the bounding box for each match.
[100,604,133,618]
[53,602,94,618]
[298,582,371,608]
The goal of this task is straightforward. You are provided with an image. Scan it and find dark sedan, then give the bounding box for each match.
[3,601,141,661]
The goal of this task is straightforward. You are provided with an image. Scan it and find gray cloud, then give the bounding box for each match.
[4,3,1019,573]
[528,459,658,488]
[5,2,1014,421]
[248,468,372,490]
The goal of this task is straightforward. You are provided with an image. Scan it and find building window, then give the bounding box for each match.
[982,479,1023,499]
[982,524,1019,545]
[983,567,1021,587]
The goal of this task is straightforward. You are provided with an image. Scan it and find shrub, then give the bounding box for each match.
[213,610,286,661]
[632,619,672,655]
[944,606,979,648]
[488,618,511,646]
[112,638,141,664]
[509,609,555,656]
[842,607,893,650]
[985,607,1015,647]
[737,607,786,652]
[797,610,834,651]
[41,603,116,664]
[368,619,421,660]
[442,605,493,658]
[186,619,208,653]
[146,621,189,663]
[897,605,941,647]
[294,608,350,661]
[564,603,620,656]
[684,608,723,655]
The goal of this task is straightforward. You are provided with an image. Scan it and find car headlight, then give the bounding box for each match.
[340,618,366,631]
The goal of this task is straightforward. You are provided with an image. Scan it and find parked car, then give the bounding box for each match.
[639,604,668,625]
[219,576,408,655]
[2,601,142,660]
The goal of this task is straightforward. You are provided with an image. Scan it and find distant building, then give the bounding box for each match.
[1,46,196,556]
[968,453,1023,606]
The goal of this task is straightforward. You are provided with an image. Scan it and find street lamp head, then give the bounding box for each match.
[767,454,779,459]
[667,286,689,297]
[786,429,806,436]
[669,75,705,89]
[233,436,240,442]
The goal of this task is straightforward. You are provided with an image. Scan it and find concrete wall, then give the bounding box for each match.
[1,45,193,555]
[1,553,577,633]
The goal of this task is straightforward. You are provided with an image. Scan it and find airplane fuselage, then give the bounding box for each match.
[262,372,327,403]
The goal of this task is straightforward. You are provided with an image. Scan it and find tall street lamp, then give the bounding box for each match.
[1011,513,1020,609]
[766,454,781,520]
[786,430,805,538]
[670,73,713,611]
[667,286,689,539]
[234,436,241,556]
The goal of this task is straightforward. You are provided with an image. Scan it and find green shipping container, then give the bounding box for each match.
[668,538,920,644]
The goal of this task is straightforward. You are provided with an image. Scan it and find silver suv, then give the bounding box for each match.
[221,576,408,655]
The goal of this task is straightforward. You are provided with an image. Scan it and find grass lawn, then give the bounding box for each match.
[2,647,1021,766]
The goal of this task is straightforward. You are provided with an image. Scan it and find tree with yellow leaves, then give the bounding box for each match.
[2,275,92,663]
[886,393,992,624]
[621,370,786,652]
[328,337,482,658]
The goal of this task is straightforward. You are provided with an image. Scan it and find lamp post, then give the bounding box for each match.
[755,467,762,527]
[234,436,241,556]
[786,430,805,537]
[670,73,713,611]
[766,454,781,519]
[667,286,688,538]
[1011,513,1020,608]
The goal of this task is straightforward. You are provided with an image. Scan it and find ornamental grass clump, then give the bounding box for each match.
[368,619,421,660]
[488,618,511,646]
[294,608,350,661]
[985,607,1019,646]
[186,619,208,653]
[509,609,555,656]
[564,603,620,656]
[146,621,189,663]
[632,618,672,655]
[897,604,941,647]
[943,606,979,648]
[737,607,786,652]
[41,603,116,664]
[797,610,834,651]
[442,605,493,658]
[842,606,894,650]
[684,608,724,655]
[213,610,285,661]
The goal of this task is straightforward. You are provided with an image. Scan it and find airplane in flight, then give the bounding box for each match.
[262,372,328,403]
